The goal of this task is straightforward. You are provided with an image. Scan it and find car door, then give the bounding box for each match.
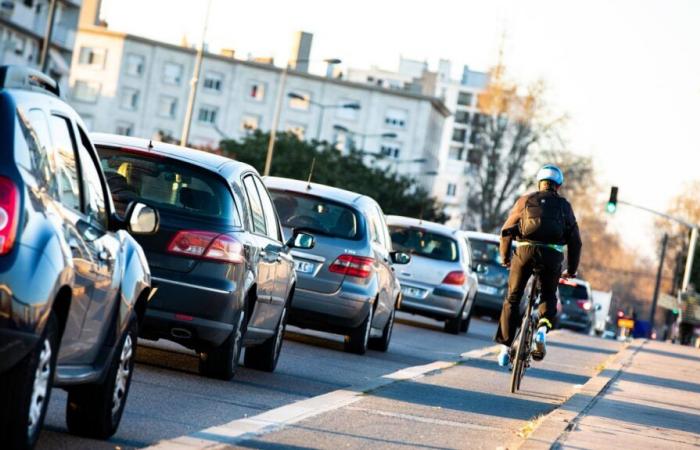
[47,114,103,364]
[71,124,120,362]
[367,205,393,325]
[241,174,278,333]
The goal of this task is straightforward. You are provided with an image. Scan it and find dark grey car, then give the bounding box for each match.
[265,177,409,354]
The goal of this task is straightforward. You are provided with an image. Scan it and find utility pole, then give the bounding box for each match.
[649,233,668,335]
[39,0,58,72]
[180,0,213,147]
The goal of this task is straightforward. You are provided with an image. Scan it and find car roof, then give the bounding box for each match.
[91,133,255,178]
[264,176,367,206]
[559,277,591,288]
[385,215,459,237]
[464,230,501,243]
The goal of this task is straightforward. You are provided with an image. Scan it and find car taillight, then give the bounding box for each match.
[167,231,244,263]
[329,254,374,278]
[576,299,592,311]
[0,177,19,256]
[442,270,466,285]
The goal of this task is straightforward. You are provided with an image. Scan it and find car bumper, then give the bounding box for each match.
[0,327,39,373]
[288,286,372,333]
[398,284,466,320]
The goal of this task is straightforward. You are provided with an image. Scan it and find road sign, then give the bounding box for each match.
[617,318,634,329]
[658,293,678,311]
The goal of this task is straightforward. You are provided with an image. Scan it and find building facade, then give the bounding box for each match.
[0,0,82,90]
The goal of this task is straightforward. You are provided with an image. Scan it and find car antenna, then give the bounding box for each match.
[147,139,154,151]
[306,157,316,190]
[418,204,424,225]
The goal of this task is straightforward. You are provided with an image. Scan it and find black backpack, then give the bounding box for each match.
[519,191,566,243]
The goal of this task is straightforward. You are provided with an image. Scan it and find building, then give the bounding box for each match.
[0,0,82,90]
[347,58,490,228]
[67,19,450,195]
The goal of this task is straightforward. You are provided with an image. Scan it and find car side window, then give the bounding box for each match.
[76,126,107,229]
[376,208,393,251]
[463,238,472,267]
[48,115,81,212]
[16,109,59,198]
[367,208,386,247]
[242,175,267,235]
[253,176,281,242]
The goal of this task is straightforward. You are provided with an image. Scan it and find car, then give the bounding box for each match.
[93,134,313,379]
[465,231,510,318]
[0,66,157,449]
[264,177,410,354]
[557,277,595,333]
[387,216,478,334]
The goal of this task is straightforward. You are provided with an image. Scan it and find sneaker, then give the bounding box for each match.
[532,326,547,361]
[497,345,510,367]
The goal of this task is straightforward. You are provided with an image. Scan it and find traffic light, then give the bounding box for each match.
[607,186,618,214]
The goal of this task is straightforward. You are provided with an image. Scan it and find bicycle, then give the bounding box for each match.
[509,271,541,393]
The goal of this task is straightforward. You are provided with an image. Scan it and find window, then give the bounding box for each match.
[335,98,360,121]
[242,176,266,235]
[248,81,265,101]
[163,62,183,85]
[49,115,81,211]
[14,35,26,56]
[78,47,107,68]
[241,115,259,134]
[447,183,457,197]
[253,177,280,241]
[203,72,223,91]
[457,91,473,107]
[390,226,459,262]
[384,108,407,129]
[73,80,100,103]
[120,87,140,111]
[286,123,305,140]
[115,121,133,136]
[76,127,107,228]
[452,128,466,143]
[16,109,58,198]
[157,96,178,118]
[125,53,145,77]
[380,142,401,159]
[288,91,310,111]
[454,110,470,125]
[448,145,465,161]
[197,106,218,124]
[367,207,387,247]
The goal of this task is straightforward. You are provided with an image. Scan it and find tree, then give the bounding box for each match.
[219,131,449,222]
[466,64,562,232]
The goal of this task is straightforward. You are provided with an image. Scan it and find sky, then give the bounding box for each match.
[100,0,700,257]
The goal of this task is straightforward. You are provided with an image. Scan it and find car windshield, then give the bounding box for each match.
[559,283,589,300]
[269,190,360,240]
[389,226,458,262]
[470,239,502,265]
[97,147,238,223]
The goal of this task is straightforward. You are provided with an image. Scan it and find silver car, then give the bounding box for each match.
[387,216,479,334]
[265,177,410,354]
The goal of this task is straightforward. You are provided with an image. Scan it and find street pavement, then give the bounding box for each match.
[37,313,501,449]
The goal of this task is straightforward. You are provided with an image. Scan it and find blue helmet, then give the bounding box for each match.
[536,164,564,186]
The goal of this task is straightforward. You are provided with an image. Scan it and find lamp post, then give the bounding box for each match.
[263,58,342,176]
[332,124,397,151]
[288,93,360,141]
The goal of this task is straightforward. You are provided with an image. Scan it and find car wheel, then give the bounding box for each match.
[0,313,58,450]
[345,305,373,355]
[444,301,465,334]
[459,299,474,333]
[66,313,138,439]
[369,305,395,352]
[244,304,288,372]
[199,310,245,380]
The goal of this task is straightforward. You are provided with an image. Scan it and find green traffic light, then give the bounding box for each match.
[606,202,617,214]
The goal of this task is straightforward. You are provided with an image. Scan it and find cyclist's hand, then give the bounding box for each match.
[561,271,575,279]
[502,260,511,268]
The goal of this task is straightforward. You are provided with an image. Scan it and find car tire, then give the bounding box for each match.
[459,299,474,334]
[199,310,245,380]
[66,313,138,439]
[444,301,465,334]
[369,307,395,352]
[0,313,58,450]
[345,306,373,355]
[244,304,288,372]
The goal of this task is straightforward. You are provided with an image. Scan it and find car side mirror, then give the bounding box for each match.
[473,263,487,274]
[126,202,159,235]
[391,251,411,265]
[288,231,315,249]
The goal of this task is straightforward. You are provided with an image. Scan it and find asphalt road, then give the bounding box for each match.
[37,312,501,449]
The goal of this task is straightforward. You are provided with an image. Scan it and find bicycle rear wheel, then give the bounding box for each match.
[510,314,531,393]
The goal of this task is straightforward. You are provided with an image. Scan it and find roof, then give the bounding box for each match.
[90,132,254,176]
[464,230,501,243]
[385,215,459,237]
[77,26,451,118]
[264,176,366,206]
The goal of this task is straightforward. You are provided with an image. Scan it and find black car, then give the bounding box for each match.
[0,66,158,449]
[557,277,595,333]
[94,134,313,379]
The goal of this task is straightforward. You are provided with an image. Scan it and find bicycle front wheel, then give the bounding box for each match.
[510,314,531,393]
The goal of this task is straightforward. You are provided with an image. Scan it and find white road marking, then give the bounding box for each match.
[345,406,499,431]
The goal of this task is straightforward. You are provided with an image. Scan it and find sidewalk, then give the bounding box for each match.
[525,340,700,449]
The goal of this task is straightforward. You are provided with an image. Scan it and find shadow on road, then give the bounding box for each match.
[618,371,700,394]
[638,346,700,363]
[546,340,618,355]
[587,397,700,433]
[460,357,591,386]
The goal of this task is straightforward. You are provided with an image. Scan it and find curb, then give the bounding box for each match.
[517,338,645,450]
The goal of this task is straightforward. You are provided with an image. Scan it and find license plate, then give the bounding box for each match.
[294,260,315,274]
[402,286,426,298]
[478,285,498,295]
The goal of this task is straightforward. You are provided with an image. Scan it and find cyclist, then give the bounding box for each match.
[495,164,582,366]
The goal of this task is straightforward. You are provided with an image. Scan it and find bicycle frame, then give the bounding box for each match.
[510,274,540,393]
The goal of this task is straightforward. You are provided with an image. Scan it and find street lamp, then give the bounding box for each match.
[263,57,342,176]
[332,124,397,150]
[288,93,360,141]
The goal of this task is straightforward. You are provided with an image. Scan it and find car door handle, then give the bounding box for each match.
[261,251,281,263]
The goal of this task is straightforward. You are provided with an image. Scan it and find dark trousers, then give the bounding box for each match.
[495,245,563,347]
